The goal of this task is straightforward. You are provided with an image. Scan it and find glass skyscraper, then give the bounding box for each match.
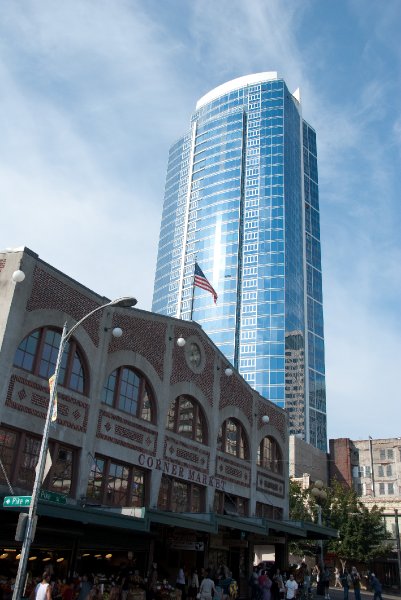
[152,72,327,450]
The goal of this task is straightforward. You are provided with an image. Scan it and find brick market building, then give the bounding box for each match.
[0,247,334,587]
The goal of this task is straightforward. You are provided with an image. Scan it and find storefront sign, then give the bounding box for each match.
[265,536,285,544]
[138,453,225,490]
[170,541,205,551]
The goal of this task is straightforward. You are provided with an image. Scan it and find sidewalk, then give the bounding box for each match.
[326,587,400,600]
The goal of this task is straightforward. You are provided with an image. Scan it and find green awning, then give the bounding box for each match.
[264,519,307,538]
[146,509,217,533]
[216,514,267,534]
[36,501,149,532]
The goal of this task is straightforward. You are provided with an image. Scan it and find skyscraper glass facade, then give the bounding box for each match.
[152,73,327,450]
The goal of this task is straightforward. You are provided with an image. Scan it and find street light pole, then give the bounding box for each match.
[311,480,327,567]
[12,296,137,600]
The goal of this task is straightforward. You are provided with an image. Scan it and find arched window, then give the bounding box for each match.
[14,327,87,394]
[257,436,283,474]
[218,418,248,459]
[102,366,154,422]
[166,395,206,443]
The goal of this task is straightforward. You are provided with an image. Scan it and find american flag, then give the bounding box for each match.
[194,262,218,304]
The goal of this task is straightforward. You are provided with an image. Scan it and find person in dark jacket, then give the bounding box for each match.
[339,570,351,600]
[369,574,382,600]
[350,567,361,600]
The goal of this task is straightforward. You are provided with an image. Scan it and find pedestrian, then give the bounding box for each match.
[199,570,216,600]
[322,565,330,600]
[78,575,92,600]
[340,570,351,600]
[315,564,324,598]
[36,574,52,600]
[176,565,187,600]
[272,569,284,600]
[369,574,382,600]
[188,569,199,599]
[285,574,298,600]
[334,568,341,589]
[258,571,272,600]
[350,568,361,600]
[148,563,158,600]
[249,566,260,600]
[61,580,75,600]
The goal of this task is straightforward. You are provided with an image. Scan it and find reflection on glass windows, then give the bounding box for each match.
[14,327,86,394]
[0,425,76,495]
[213,490,248,517]
[166,395,206,443]
[255,502,283,520]
[152,76,327,451]
[217,419,248,459]
[86,455,145,507]
[0,428,17,485]
[257,436,283,474]
[50,446,73,494]
[157,475,204,513]
[102,366,153,422]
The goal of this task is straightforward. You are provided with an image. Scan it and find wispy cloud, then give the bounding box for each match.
[0,0,399,441]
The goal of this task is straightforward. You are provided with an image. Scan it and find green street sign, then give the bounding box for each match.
[3,496,32,507]
[39,490,67,504]
[3,490,67,508]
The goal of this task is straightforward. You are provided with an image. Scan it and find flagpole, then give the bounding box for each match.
[190,273,196,321]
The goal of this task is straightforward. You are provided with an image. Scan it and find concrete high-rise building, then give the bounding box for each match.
[152,72,327,450]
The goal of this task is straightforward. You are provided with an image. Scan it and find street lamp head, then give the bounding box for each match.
[176,337,186,347]
[261,415,270,424]
[112,327,123,338]
[110,297,137,308]
[12,270,25,283]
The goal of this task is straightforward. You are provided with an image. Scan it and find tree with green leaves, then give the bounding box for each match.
[289,478,392,564]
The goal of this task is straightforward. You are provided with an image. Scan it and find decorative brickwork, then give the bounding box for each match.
[170,327,214,405]
[215,454,251,488]
[0,258,6,273]
[256,398,286,439]
[256,470,285,498]
[97,409,157,454]
[109,314,167,379]
[27,266,101,346]
[6,373,89,432]
[164,435,209,472]
[220,373,253,422]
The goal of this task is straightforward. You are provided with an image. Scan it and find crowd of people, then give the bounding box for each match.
[247,562,385,600]
[0,562,387,600]
[0,563,239,600]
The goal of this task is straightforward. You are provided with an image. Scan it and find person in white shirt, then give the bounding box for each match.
[199,570,216,600]
[176,566,187,600]
[285,574,298,600]
[36,574,51,600]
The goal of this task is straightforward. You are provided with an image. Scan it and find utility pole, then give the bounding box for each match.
[394,509,401,593]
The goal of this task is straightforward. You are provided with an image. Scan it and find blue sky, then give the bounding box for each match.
[1,0,400,443]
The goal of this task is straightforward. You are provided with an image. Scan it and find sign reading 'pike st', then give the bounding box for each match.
[3,490,67,508]
[3,496,31,507]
